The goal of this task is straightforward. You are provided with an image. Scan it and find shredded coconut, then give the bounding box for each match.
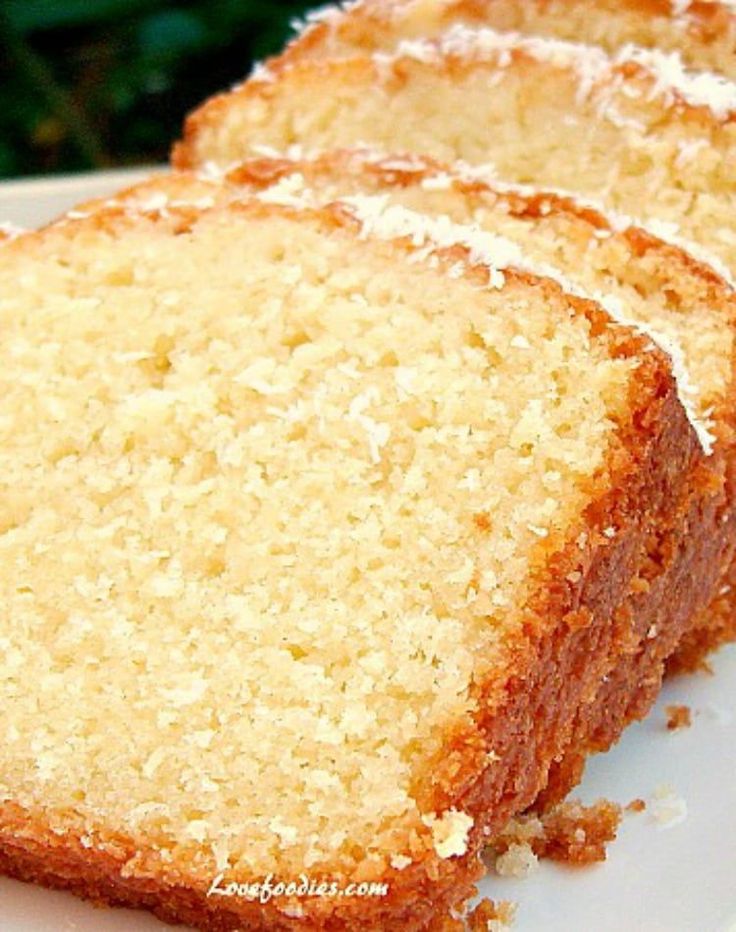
[198,160,231,182]
[385,26,736,120]
[257,172,309,207]
[249,61,274,83]
[373,156,427,173]
[390,853,412,870]
[645,217,736,288]
[340,193,520,288]
[589,290,716,455]
[133,191,170,213]
[420,173,454,191]
[290,0,360,34]
[619,42,736,119]
[250,142,314,162]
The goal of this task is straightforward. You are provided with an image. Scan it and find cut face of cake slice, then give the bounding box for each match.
[0,195,704,930]
[173,28,736,275]
[81,153,736,797]
[279,0,736,82]
[94,151,736,454]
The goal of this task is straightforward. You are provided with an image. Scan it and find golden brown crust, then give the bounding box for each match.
[667,556,736,672]
[536,451,735,805]
[0,196,713,929]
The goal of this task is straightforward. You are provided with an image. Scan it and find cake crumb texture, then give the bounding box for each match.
[468,897,516,931]
[491,799,622,866]
[493,844,539,879]
[665,704,692,730]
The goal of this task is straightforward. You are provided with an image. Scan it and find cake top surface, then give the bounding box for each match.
[293,0,736,32]
[354,27,736,121]
[271,3,736,121]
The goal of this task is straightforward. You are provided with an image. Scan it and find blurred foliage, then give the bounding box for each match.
[0,0,316,178]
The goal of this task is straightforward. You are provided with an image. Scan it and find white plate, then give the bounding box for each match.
[0,167,159,229]
[0,172,734,932]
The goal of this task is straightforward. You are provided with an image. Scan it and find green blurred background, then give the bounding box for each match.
[0,0,316,178]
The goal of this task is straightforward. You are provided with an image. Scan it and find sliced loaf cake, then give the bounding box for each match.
[80,152,736,796]
[0,194,705,930]
[280,0,736,81]
[173,28,736,275]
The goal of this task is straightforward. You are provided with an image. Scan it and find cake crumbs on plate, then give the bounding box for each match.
[493,843,539,879]
[490,798,622,867]
[650,785,688,828]
[665,704,692,730]
[626,798,647,813]
[468,898,517,930]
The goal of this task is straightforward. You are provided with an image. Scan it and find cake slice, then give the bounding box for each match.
[0,194,706,929]
[279,0,736,81]
[91,152,736,448]
[173,27,736,275]
[79,151,736,794]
